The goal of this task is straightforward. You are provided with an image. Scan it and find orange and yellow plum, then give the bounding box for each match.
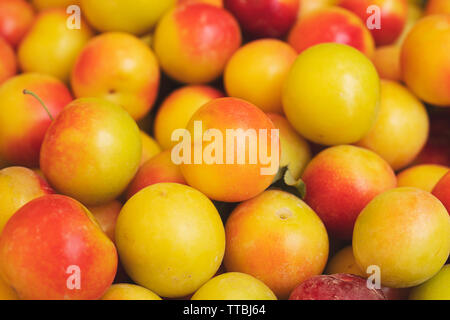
[0,38,17,85]
[88,200,122,242]
[353,187,450,288]
[179,97,279,203]
[80,0,175,35]
[224,0,299,38]
[302,145,397,239]
[397,164,449,192]
[40,98,142,206]
[338,0,408,46]
[288,7,375,57]
[224,39,297,114]
[0,73,73,167]
[425,0,450,15]
[432,172,450,214]
[372,46,402,82]
[0,0,35,48]
[0,166,53,234]
[154,85,223,150]
[71,32,160,120]
[18,9,93,82]
[356,80,429,171]
[0,195,117,300]
[126,150,186,200]
[101,284,161,300]
[154,3,241,84]
[401,15,450,107]
[224,190,329,299]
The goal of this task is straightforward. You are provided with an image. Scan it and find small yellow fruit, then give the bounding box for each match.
[283,43,380,145]
[397,164,449,192]
[356,80,429,171]
[101,284,162,300]
[326,246,366,277]
[192,272,277,300]
[115,183,225,298]
[353,187,450,288]
[409,265,450,300]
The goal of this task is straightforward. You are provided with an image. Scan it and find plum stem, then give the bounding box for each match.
[23,89,53,121]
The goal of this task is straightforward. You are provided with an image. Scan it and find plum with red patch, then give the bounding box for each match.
[224,0,299,38]
[289,274,386,300]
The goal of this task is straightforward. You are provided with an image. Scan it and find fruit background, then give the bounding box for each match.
[0,0,449,301]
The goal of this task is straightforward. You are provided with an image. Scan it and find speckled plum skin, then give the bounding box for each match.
[289,274,386,300]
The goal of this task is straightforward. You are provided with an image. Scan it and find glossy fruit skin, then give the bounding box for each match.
[18,9,93,83]
[116,183,225,298]
[71,32,160,120]
[432,172,450,214]
[40,98,142,206]
[289,274,386,300]
[302,145,397,239]
[0,73,73,167]
[88,200,122,242]
[356,81,429,171]
[267,113,311,179]
[397,164,449,192]
[154,85,223,150]
[126,150,186,200]
[0,0,34,47]
[0,37,17,85]
[401,15,450,107]
[0,194,118,300]
[372,46,402,82]
[288,7,375,57]
[339,0,408,46]
[223,0,299,38]
[353,187,450,288]
[409,265,450,300]
[191,272,277,300]
[224,39,297,114]
[283,43,380,145]
[101,284,162,300]
[0,166,53,233]
[81,0,176,35]
[154,3,241,84]
[425,0,450,15]
[32,0,81,10]
[224,190,329,299]
[180,97,279,203]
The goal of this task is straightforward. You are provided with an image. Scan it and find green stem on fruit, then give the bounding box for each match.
[23,89,53,121]
[271,166,307,199]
